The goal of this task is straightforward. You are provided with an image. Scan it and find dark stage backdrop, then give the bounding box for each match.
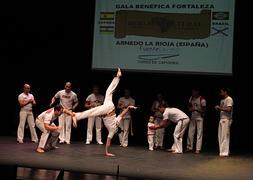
[1,2,250,152]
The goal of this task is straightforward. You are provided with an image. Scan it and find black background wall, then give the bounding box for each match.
[1,1,250,152]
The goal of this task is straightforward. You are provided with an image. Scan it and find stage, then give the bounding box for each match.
[0,136,253,179]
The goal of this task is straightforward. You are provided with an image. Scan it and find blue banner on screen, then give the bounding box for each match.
[92,0,235,75]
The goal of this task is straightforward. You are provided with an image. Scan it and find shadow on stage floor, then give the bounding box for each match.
[1,136,253,179]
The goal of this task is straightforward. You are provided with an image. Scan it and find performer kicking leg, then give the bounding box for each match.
[72,68,122,127]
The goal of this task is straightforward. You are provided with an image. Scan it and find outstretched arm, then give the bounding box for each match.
[63,108,75,117]
[118,105,137,118]
[151,119,171,129]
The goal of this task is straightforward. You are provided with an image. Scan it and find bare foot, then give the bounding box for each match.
[185,148,193,152]
[105,153,115,157]
[219,155,229,157]
[195,150,200,154]
[171,151,182,154]
[36,148,45,153]
[116,68,122,77]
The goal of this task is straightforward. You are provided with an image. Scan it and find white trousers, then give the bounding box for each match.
[75,77,120,120]
[171,118,190,153]
[218,118,232,156]
[17,110,38,142]
[154,119,164,147]
[86,116,102,143]
[59,113,72,143]
[148,134,155,150]
[104,117,122,139]
[36,119,60,149]
[187,117,203,151]
[118,117,131,146]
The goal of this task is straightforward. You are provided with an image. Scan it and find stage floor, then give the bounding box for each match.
[1,136,253,179]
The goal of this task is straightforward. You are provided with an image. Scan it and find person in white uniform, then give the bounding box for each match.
[186,88,206,154]
[85,85,104,145]
[103,105,137,156]
[215,88,233,157]
[17,83,38,144]
[117,89,135,147]
[151,93,167,150]
[50,82,78,144]
[72,68,122,125]
[35,104,73,153]
[71,68,138,156]
[151,103,190,154]
[147,116,155,151]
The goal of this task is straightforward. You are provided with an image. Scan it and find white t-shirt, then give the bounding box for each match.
[118,97,135,118]
[147,122,155,135]
[189,96,206,118]
[220,96,233,119]
[54,90,78,109]
[103,114,122,129]
[86,93,104,108]
[18,93,34,111]
[37,108,57,124]
[163,108,189,123]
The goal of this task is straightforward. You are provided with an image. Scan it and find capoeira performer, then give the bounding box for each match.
[151,93,167,150]
[151,103,190,154]
[186,88,206,154]
[84,85,104,145]
[50,82,78,144]
[17,83,38,144]
[72,68,137,156]
[103,105,136,156]
[117,88,135,147]
[147,116,155,151]
[215,88,233,157]
[35,104,73,153]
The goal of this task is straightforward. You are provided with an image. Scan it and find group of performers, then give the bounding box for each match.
[17,68,233,157]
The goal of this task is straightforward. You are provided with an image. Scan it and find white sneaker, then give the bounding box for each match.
[149,148,154,151]
[97,142,103,145]
[85,141,90,145]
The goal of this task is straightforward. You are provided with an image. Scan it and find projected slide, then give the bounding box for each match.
[92,0,235,75]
